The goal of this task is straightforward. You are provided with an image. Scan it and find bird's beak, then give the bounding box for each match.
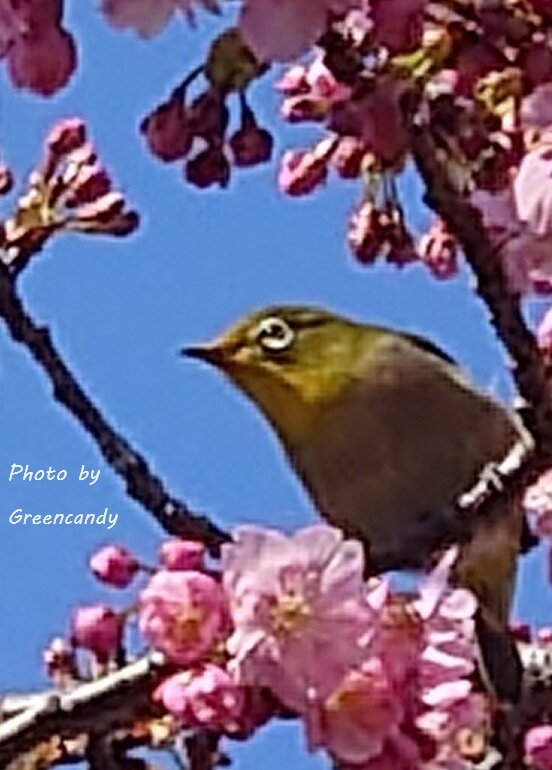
[181,343,230,368]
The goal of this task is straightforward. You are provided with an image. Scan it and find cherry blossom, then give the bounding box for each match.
[155,664,245,731]
[139,569,227,664]
[100,0,219,38]
[239,0,360,62]
[222,525,374,710]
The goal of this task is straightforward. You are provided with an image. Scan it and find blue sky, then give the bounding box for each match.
[0,3,551,768]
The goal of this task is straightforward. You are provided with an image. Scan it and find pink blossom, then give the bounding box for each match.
[100,0,218,37]
[307,659,403,764]
[222,525,374,711]
[348,201,382,264]
[71,604,121,660]
[155,664,245,731]
[471,186,552,294]
[139,569,227,665]
[89,545,139,588]
[239,0,359,62]
[140,95,192,163]
[159,539,206,571]
[522,83,552,130]
[418,219,458,280]
[537,307,552,352]
[371,0,425,54]
[356,733,423,770]
[278,137,336,196]
[280,57,351,123]
[526,725,552,770]
[7,25,76,96]
[524,468,552,536]
[514,142,552,236]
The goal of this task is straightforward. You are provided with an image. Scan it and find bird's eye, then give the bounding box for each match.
[255,316,295,353]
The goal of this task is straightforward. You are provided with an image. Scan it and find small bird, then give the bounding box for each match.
[183,305,531,702]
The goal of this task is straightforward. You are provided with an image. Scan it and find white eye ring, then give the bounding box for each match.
[255,316,295,352]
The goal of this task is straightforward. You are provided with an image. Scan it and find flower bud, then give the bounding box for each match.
[89,544,139,588]
[159,539,206,571]
[71,604,121,660]
[185,145,231,189]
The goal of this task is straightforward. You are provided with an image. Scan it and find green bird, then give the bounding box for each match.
[184,305,531,702]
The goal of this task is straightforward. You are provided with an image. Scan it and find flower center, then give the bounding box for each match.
[171,609,202,644]
[271,591,312,635]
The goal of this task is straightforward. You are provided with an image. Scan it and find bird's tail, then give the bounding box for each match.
[454,495,523,703]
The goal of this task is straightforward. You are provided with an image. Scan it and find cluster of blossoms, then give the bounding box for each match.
[93,0,552,288]
[51,526,495,769]
[0,0,75,96]
[140,29,273,189]
[0,117,138,271]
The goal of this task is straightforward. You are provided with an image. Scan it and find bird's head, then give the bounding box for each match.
[182,305,380,447]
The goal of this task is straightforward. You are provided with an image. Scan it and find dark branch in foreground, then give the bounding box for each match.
[0,654,166,767]
[0,264,230,555]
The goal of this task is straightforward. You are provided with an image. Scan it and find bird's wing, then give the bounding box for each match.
[398,331,458,366]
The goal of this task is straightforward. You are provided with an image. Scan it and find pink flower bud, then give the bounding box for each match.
[140,95,193,163]
[71,604,121,660]
[185,145,231,189]
[331,137,367,180]
[281,95,328,123]
[189,90,229,140]
[89,545,139,588]
[229,124,273,167]
[46,118,86,157]
[139,570,227,665]
[159,539,206,571]
[276,65,308,95]
[43,636,76,679]
[278,138,336,196]
[348,201,382,264]
[525,725,552,770]
[418,220,458,279]
[155,665,245,731]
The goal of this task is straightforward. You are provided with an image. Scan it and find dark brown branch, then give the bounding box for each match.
[403,120,552,553]
[0,264,230,555]
[0,654,167,767]
[408,122,552,458]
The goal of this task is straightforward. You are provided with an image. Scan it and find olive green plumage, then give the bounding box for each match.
[184,304,531,702]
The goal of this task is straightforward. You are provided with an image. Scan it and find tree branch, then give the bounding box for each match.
[0,264,230,555]
[408,122,552,457]
[0,653,167,767]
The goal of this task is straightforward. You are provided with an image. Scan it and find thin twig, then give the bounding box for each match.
[0,264,230,555]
